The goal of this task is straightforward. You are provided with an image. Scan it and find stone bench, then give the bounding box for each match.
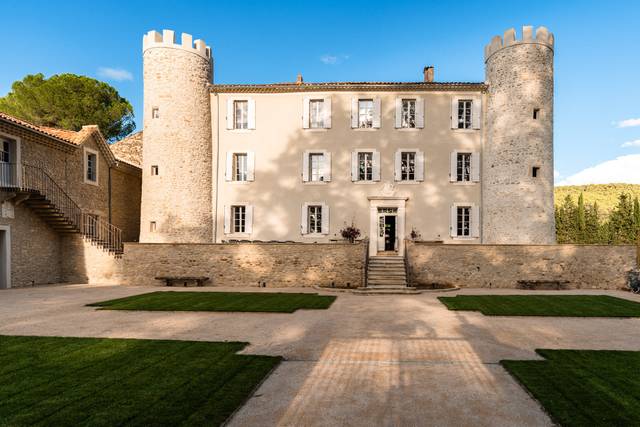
[155,276,209,287]
[517,280,570,290]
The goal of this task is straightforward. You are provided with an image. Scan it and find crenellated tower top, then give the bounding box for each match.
[484,26,554,62]
[143,29,212,61]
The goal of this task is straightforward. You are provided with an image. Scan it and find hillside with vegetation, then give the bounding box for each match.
[554,185,640,244]
[555,184,640,215]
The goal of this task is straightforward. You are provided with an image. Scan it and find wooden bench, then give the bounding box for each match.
[517,280,570,290]
[155,276,209,287]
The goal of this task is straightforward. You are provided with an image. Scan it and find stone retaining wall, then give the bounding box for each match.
[406,241,637,290]
[121,242,366,288]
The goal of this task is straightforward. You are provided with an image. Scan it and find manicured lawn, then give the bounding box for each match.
[0,335,280,426]
[89,291,336,313]
[438,295,640,317]
[502,350,640,427]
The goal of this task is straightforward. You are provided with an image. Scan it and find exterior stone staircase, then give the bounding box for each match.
[0,163,123,256]
[357,256,419,294]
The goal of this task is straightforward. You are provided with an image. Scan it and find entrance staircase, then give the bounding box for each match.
[0,163,123,256]
[358,255,419,294]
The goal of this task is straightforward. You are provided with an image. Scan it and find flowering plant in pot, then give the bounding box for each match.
[340,223,361,243]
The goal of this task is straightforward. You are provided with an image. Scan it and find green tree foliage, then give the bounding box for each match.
[555,184,640,216]
[0,73,135,141]
[556,192,640,244]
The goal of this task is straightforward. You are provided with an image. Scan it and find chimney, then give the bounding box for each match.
[296,73,304,84]
[423,66,434,83]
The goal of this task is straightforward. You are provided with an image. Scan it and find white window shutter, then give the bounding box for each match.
[450,152,457,182]
[471,205,480,237]
[248,99,256,129]
[472,99,482,130]
[394,151,401,181]
[372,151,381,181]
[416,97,425,129]
[302,151,310,182]
[302,97,310,129]
[323,97,332,128]
[351,152,358,181]
[245,205,254,234]
[450,97,459,129]
[471,152,480,182]
[416,151,425,181]
[351,98,358,128]
[247,152,255,181]
[395,98,402,128]
[372,97,381,128]
[450,205,457,237]
[321,203,329,235]
[224,206,230,234]
[225,152,233,181]
[322,151,331,182]
[301,204,308,234]
[226,99,234,129]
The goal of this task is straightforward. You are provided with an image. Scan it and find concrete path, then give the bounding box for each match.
[1,285,639,426]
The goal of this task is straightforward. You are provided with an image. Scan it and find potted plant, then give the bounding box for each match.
[340,222,361,243]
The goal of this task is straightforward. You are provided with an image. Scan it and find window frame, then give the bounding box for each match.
[357,151,374,181]
[456,152,472,182]
[309,99,325,129]
[456,205,472,237]
[233,100,249,130]
[358,99,374,129]
[307,204,323,235]
[457,99,473,129]
[401,99,417,129]
[231,205,247,234]
[233,152,248,182]
[400,151,417,181]
[83,147,99,186]
[308,152,324,182]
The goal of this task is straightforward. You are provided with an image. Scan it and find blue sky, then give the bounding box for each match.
[2,0,640,185]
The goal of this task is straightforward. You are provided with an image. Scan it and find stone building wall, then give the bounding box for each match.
[406,241,636,290]
[139,30,214,243]
[121,241,366,287]
[110,166,142,242]
[60,235,124,284]
[0,203,61,287]
[483,26,556,244]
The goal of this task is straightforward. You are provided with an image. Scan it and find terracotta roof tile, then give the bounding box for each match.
[110,131,142,168]
[210,81,486,93]
[0,111,79,145]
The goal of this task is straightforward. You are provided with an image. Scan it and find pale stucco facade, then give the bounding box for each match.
[140,26,556,255]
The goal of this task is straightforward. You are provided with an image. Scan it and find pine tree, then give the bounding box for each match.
[607,193,635,243]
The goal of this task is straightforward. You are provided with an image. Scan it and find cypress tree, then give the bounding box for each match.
[576,193,586,242]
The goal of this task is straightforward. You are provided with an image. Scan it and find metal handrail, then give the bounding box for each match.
[0,163,123,255]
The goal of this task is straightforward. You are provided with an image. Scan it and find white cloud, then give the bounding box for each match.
[554,169,561,179]
[97,67,133,82]
[616,118,640,128]
[621,139,640,148]
[557,154,640,186]
[320,54,349,65]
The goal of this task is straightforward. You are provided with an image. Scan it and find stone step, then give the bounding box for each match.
[354,287,420,295]
[367,279,408,286]
[369,259,404,264]
[368,266,406,271]
[367,273,406,279]
[367,284,413,289]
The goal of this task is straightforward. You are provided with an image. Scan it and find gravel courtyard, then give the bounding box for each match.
[1,284,639,426]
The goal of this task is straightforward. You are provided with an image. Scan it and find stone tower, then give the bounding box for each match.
[482,26,555,244]
[139,30,214,243]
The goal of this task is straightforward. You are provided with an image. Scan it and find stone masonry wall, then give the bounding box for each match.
[407,241,637,290]
[0,203,62,287]
[60,235,124,284]
[110,166,141,242]
[121,242,366,287]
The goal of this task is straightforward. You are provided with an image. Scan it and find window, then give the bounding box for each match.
[307,205,323,234]
[401,99,416,128]
[400,152,416,181]
[234,100,249,129]
[457,100,473,129]
[532,166,540,178]
[84,148,98,184]
[152,107,160,119]
[231,205,246,233]
[0,139,10,163]
[309,100,324,129]
[233,153,248,181]
[309,153,324,182]
[358,152,373,181]
[358,99,374,128]
[533,108,540,120]
[151,165,159,176]
[149,221,157,232]
[456,153,472,182]
[457,206,471,237]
